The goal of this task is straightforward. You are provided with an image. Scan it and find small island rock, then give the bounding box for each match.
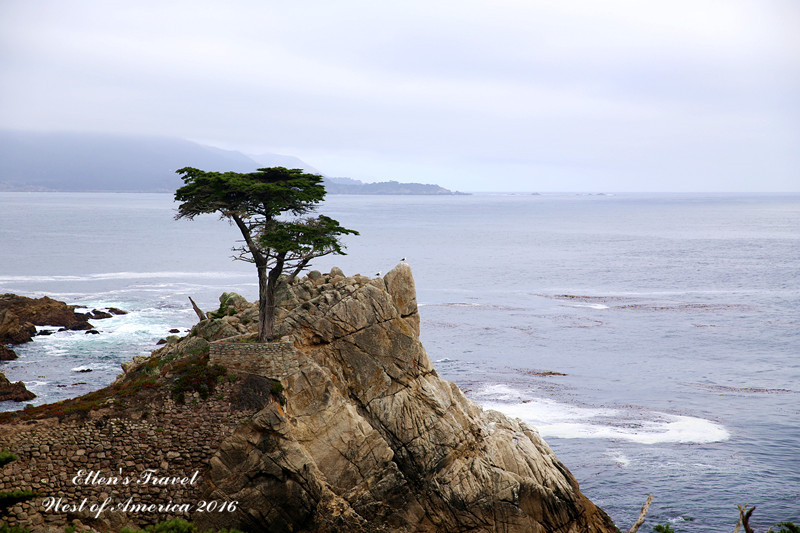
[0,371,35,402]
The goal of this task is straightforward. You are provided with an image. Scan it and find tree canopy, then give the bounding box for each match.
[175,166,358,341]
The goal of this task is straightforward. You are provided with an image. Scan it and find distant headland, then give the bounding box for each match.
[0,130,465,195]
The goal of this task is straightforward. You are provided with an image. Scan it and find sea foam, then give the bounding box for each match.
[474,384,729,445]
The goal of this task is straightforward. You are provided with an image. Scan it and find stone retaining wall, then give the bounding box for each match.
[209,338,298,381]
[0,383,253,532]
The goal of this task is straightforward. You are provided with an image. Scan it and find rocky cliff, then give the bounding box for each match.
[0,264,615,533]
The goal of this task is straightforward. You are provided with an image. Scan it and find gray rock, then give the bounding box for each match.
[197,265,615,533]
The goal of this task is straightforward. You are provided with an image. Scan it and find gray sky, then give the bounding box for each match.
[1,0,798,191]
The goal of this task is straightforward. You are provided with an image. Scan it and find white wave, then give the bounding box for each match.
[605,450,630,467]
[475,385,729,445]
[435,358,455,363]
[0,271,251,283]
[569,303,610,310]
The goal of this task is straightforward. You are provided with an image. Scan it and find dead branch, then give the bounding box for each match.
[734,504,756,533]
[188,297,206,321]
[627,494,654,533]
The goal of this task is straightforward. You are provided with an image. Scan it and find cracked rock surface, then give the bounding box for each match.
[198,263,616,533]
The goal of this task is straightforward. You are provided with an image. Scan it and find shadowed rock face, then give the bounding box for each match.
[0,371,36,402]
[0,293,94,345]
[198,264,616,533]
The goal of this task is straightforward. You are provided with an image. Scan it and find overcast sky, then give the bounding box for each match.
[1,1,798,191]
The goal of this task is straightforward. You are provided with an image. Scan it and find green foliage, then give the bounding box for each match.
[120,518,244,533]
[653,525,675,533]
[769,523,800,533]
[0,489,36,510]
[257,215,356,257]
[270,379,286,405]
[64,526,76,533]
[170,353,227,404]
[0,523,30,533]
[210,294,238,319]
[0,452,17,468]
[174,166,327,221]
[174,166,358,341]
[0,356,163,423]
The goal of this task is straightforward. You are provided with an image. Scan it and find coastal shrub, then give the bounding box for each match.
[768,523,800,533]
[170,353,227,404]
[0,523,30,533]
[231,375,272,411]
[0,489,37,510]
[653,525,675,533]
[209,294,239,319]
[270,379,286,405]
[0,452,17,468]
[119,517,244,533]
[0,356,164,423]
[0,451,36,515]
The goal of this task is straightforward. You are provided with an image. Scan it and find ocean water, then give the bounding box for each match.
[1,192,798,531]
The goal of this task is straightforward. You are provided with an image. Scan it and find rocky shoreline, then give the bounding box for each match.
[0,265,616,532]
[0,293,127,401]
[0,293,128,351]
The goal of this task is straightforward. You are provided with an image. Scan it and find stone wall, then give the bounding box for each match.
[0,383,256,532]
[209,338,297,381]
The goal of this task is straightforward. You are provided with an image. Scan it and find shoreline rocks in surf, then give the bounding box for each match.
[0,293,127,359]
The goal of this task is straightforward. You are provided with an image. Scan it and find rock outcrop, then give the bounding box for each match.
[0,294,94,345]
[0,344,18,360]
[0,370,35,402]
[0,266,616,533]
[197,264,615,533]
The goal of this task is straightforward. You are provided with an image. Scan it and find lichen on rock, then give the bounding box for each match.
[0,265,616,533]
[197,263,616,533]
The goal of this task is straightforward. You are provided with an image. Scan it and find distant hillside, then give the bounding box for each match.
[324,177,466,195]
[0,131,316,192]
[249,152,320,174]
[0,130,463,194]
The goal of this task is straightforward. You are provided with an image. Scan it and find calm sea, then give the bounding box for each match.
[1,192,798,531]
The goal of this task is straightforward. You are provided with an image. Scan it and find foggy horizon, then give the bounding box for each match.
[1,1,798,192]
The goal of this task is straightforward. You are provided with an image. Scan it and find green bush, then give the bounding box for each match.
[120,518,244,533]
[653,526,675,533]
[170,353,227,404]
[0,452,17,468]
[0,523,30,533]
[0,489,36,510]
[769,523,800,533]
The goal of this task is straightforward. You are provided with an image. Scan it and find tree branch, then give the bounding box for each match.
[735,504,755,533]
[285,256,314,284]
[188,297,205,321]
[627,494,653,533]
[231,213,266,266]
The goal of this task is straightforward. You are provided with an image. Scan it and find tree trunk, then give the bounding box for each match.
[188,297,205,321]
[257,266,270,343]
[259,264,283,343]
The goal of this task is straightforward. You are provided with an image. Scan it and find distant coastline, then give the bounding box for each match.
[0,130,465,195]
[323,177,467,195]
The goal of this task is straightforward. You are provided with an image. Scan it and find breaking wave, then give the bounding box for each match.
[473,384,729,445]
